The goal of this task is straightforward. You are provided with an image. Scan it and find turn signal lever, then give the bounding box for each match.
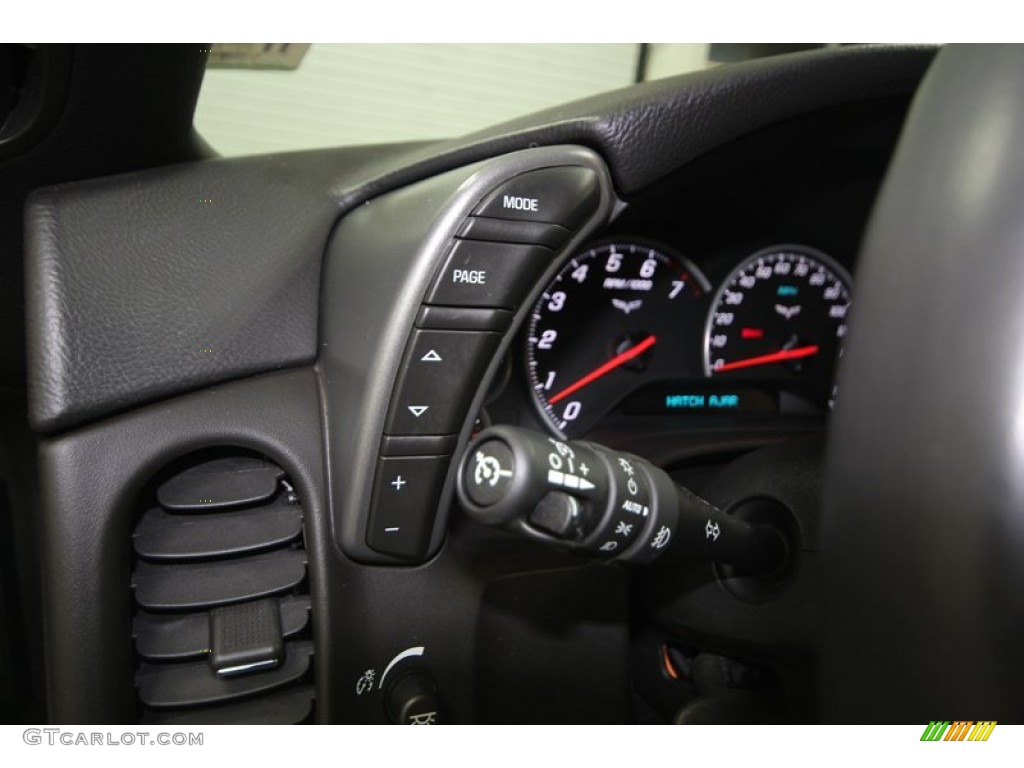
[456,425,787,571]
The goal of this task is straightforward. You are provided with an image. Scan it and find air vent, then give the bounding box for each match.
[131,452,314,724]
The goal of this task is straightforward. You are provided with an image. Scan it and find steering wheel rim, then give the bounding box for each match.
[821,44,1024,723]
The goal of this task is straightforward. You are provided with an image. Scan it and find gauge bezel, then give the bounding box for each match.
[524,237,711,438]
[701,243,853,380]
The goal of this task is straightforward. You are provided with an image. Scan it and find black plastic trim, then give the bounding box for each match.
[320,146,615,564]
[140,684,314,725]
[137,640,312,708]
[415,306,513,332]
[156,457,285,511]
[133,549,306,611]
[134,595,310,662]
[457,216,570,248]
[380,435,458,457]
[133,503,302,560]
[37,369,331,723]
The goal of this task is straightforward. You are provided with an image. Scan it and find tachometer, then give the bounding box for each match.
[526,241,710,437]
[703,245,851,409]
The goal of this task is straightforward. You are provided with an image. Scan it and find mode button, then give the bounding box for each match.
[473,166,601,230]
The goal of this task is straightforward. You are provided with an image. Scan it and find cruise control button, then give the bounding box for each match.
[425,240,551,309]
[385,329,500,435]
[463,439,515,507]
[367,455,450,559]
[472,166,601,229]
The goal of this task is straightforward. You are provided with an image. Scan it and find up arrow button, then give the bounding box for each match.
[384,329,502,436]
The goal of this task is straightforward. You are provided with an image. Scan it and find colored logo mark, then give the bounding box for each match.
[920,721,996,741]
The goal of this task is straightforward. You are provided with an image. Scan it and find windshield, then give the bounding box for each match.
[194,43,826,156]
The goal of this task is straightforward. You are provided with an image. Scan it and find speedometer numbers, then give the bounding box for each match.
[704,246,851,408]
[526,242,709,437]
[525,241,852,439]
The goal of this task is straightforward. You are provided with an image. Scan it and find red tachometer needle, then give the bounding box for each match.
[548,334,657,405]
[714,344,819,372]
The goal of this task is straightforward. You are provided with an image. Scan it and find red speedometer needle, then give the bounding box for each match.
[548,334,657,405]
[714,344,819,372]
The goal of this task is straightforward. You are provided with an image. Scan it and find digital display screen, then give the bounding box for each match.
[620,382,777,416]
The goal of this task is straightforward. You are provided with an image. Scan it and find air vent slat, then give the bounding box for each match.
[133,502,302,560]
[140,684,314,725]
[137,641,313,708]
[157,457,285,512]
[134,596,311,661]
[133,549,306,611]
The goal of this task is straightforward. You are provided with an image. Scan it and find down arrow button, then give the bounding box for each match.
[385,329,501,436]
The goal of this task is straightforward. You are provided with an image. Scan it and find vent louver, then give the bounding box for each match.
[131,453,314,724]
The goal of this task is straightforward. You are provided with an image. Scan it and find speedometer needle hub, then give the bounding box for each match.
[548,334,658,405]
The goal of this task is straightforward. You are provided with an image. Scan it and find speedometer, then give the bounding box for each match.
[526,241,710,438]
[703,245,851,409]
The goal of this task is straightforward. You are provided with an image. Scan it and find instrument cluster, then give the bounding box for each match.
[518,238,852,439]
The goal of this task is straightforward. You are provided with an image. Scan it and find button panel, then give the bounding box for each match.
[367,455,451,559]
[425,240,551,309]
[325,152,610,564]
[384,329,501,435]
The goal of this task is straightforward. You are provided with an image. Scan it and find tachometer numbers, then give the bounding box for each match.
[526,241,710,437]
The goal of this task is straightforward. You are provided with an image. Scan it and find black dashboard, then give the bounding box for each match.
[16,43,1013,727]
[493,98,905,467]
